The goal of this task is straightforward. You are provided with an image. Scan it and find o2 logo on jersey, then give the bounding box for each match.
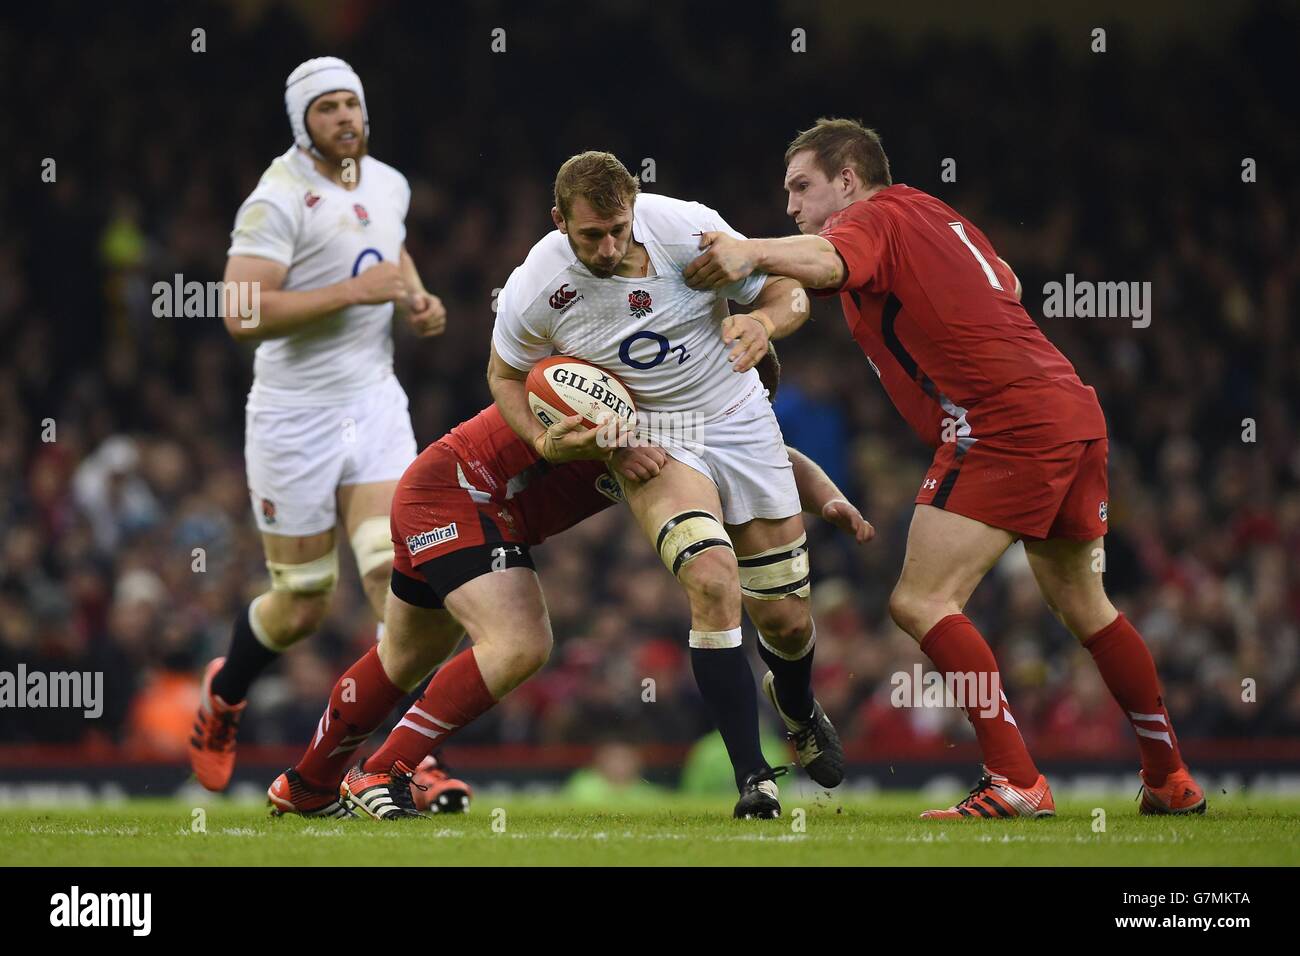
[352,248,383,276]
[619,330,690,370]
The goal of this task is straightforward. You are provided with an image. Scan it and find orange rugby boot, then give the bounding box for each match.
[341,759,428,820]
[1138,767,1207,815]
[188,657,247,791]
[920,767,1056,820]
[267,768,354,818]
[411,752,472,814]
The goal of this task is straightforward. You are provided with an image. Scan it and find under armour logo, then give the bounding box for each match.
[922,478,938,491]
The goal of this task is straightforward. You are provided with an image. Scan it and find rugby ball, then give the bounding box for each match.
[526,356,637,431]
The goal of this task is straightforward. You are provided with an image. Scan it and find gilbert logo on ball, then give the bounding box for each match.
[526,356,637,431]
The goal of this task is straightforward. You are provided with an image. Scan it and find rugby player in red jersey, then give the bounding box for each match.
[267,351,873,818]
[684,118,1205,820]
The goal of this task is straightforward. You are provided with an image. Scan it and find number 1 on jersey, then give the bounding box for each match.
[948,221,1003,291]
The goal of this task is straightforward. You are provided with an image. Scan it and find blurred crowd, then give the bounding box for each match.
[3,1,1298,755]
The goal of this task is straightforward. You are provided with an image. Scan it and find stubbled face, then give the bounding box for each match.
[553,196,635,278]
[305,91,367,164]
[784,148,850,234]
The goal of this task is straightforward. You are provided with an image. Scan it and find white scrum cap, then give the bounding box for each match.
[285,56,369,156]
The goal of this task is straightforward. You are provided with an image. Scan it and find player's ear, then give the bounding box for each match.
[551,206,567,234]
[839,166,857,196]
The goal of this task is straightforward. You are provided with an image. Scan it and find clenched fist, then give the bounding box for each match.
[349,261,409,306]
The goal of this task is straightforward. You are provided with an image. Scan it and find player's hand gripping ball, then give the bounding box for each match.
[526,357,639,463]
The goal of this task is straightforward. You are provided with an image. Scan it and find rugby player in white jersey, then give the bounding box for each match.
[188,57,449,792]
[488,152,843,818]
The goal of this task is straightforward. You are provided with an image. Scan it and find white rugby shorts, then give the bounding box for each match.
[244,374,418,536]
[651,387,800,526]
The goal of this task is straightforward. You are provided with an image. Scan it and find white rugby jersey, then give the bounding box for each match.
[492,193,769,425]
[228,146,410,406]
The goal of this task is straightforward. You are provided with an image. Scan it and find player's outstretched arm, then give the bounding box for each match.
[222,255,408,342]
[686,232,846,294]
[787,445,874,544]
[748,236,846,291]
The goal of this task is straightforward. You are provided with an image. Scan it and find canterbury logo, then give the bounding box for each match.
[549,283,578,309]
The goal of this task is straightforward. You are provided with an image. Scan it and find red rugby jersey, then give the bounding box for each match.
[818,185,1106,450]
[437,406,616,544]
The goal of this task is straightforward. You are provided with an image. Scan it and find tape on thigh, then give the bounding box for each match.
[737,532,810,600]
[267,549,339,593]
[350,515,395,577]
[656,510,733,577]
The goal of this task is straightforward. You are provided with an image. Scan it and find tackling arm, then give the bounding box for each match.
[788,445,874,544]
[685,231,845,329]
[749,235,846,293]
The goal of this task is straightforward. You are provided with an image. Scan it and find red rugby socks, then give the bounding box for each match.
[364,648,496,773]
[921,614,1040,788]
[294,646,407,791]
[1083,613,1184,787]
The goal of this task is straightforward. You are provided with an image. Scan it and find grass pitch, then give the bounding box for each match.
[2,792,1297,866]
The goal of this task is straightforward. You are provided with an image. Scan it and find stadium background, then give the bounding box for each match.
[2,0,1298,799]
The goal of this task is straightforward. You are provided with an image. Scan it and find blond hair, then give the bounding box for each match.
[554,151,640,220]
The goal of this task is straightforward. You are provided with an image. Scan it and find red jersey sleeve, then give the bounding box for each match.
[818,199,897,294]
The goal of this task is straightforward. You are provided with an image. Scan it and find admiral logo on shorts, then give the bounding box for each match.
[406,523,459,554]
